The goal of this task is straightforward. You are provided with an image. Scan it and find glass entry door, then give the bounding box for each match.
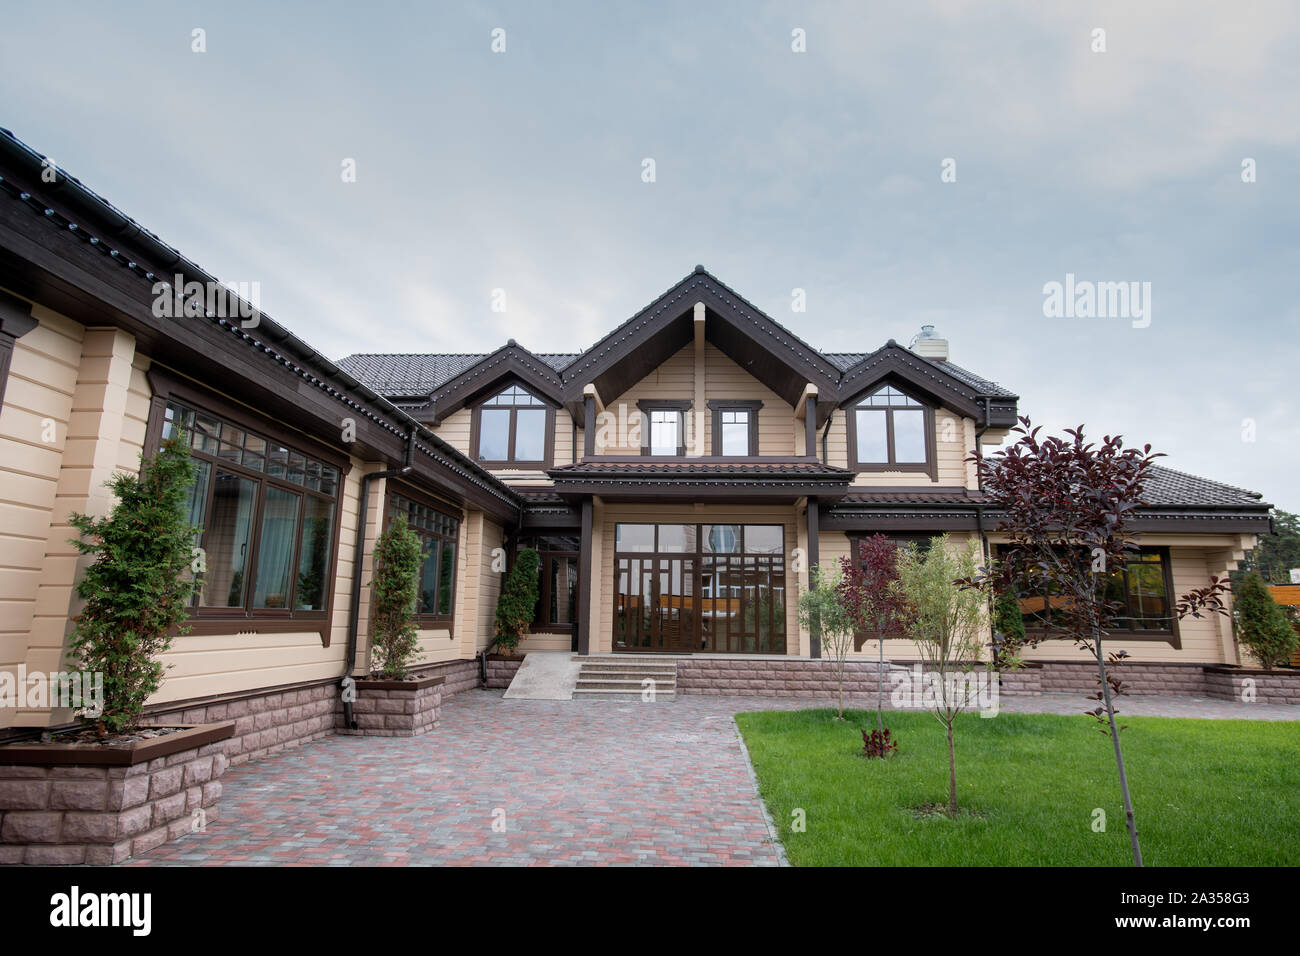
[615,556,697,652]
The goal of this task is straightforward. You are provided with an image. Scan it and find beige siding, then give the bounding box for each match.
[433,407,472,457]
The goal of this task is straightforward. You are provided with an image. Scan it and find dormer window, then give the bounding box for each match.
[848,385,935,475]
[472,384,552,467]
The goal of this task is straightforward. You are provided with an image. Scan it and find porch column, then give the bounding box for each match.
[577,497,594,654]
[807,496,821,658]
[583,394,595,458]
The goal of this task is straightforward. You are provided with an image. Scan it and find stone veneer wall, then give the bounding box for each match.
[677,658,892,698]
[486,657,524,689]
[1029,661,1211,697]
[414,659,480,696]
[1203,667,1300,705]
[0,740,229,865]
[147,680,336,766]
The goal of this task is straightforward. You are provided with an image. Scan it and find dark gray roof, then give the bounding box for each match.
[1141,466,1268,509]
[825,351,1017,399]
[336,351,579,397]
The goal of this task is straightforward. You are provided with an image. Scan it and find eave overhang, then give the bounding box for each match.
[547,457,853,503]
[837,343,1019,428]
[422,342,566,424]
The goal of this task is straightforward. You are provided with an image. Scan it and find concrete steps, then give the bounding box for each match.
[572,656,678,699]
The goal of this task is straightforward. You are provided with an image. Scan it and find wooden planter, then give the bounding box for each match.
[336,674,444,737]
[0,721,235,865]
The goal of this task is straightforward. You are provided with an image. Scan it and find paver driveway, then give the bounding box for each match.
[126,688,1297,866]
[128,690,785,866]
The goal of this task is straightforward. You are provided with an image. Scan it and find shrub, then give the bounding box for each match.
[861,727,898,759]
[991,588,1027,669]
[66,434,200,736]
[370,515,424,679]
[494,548,541,654]
[1234,571,1298,670]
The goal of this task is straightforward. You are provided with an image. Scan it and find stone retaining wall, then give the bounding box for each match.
[0,738,229,865]
[677,658,893,698]
[147,681,336,766]
[486,656,524,689]
[1204,666,1300,705]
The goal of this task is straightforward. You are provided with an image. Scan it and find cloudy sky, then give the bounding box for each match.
[2,1,1296,509]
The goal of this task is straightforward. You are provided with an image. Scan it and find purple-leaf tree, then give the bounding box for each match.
[962,418,1229,867]
[837,534,912,734]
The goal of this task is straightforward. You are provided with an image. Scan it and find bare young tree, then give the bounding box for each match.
[896,536,988,817]
[797,565,856,720]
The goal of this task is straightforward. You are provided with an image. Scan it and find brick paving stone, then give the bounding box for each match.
[123,689,1295,867]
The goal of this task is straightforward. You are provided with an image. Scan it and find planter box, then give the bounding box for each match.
[336,674,444,736]
[0,721,235,865]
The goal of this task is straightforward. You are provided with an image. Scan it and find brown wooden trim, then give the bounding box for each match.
[0,289,38,411]
[428,345,565,423]
[0,721,234,766]
[708,399,763,456]
[637,399,691,456]
[468,380,557,469]
[352,674,445,692]
[577,498,593,654]
[807,497,820,658]
[583,394,595,458]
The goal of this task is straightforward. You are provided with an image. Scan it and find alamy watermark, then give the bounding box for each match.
[889,664,999,717]
[151,274,261,328]
[0,666,104,717]
[1042,273,1151,328]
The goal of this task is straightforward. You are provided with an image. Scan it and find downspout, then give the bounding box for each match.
[819,409,833,465]
[974,397,996,659]
[341,427,416,729]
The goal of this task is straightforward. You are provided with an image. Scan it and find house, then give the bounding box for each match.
[0,127,1279,751]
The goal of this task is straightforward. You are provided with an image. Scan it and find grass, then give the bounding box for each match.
[735,708,1300,866]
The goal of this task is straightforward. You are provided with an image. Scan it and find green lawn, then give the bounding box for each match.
[735,709,1300,866]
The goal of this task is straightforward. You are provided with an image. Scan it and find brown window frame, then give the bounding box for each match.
[385,484,462,628]
[469,382,556,469]
[708,400,763,457]
[534,550,580,633]
[142,367,348,643]
[999,545,1181,648]
[844,385,938,481]
[637,399,692,457]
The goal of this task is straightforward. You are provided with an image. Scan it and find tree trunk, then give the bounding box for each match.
[837,655,845,720]
[1095,633,1143,867]
[875,618,885,734]
[946,720,958,816]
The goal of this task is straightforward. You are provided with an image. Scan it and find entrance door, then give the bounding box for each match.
[614,556,697,652]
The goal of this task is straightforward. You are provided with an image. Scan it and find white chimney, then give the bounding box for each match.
[911,324,949,361]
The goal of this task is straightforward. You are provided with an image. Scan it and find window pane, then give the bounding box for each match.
[294,496,334,610]
[704,524,741,554]
[657,524,696,553]
[180,458,211,533]
[253,486,301,608]
[855,410,888,463]
[745,525,784,555]
[479,408,510,460]
[201,471,257,608]
[721,412,750,455]
[893,409,926,463]
[419,544,439,615]
[615,524,654,552]
[514,408,546,461]
[649,410,681,455]
[438,539,456,615]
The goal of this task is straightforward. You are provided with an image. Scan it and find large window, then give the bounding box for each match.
[614,523,786,653]
[1011,547,1176,641]
[389,492,460,622]
[848,385,933,474]
[161,399,340,624]
[472,384,551,467]
[709,400,762,456]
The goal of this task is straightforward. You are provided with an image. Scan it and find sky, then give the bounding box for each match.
[2,0,1296,510]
